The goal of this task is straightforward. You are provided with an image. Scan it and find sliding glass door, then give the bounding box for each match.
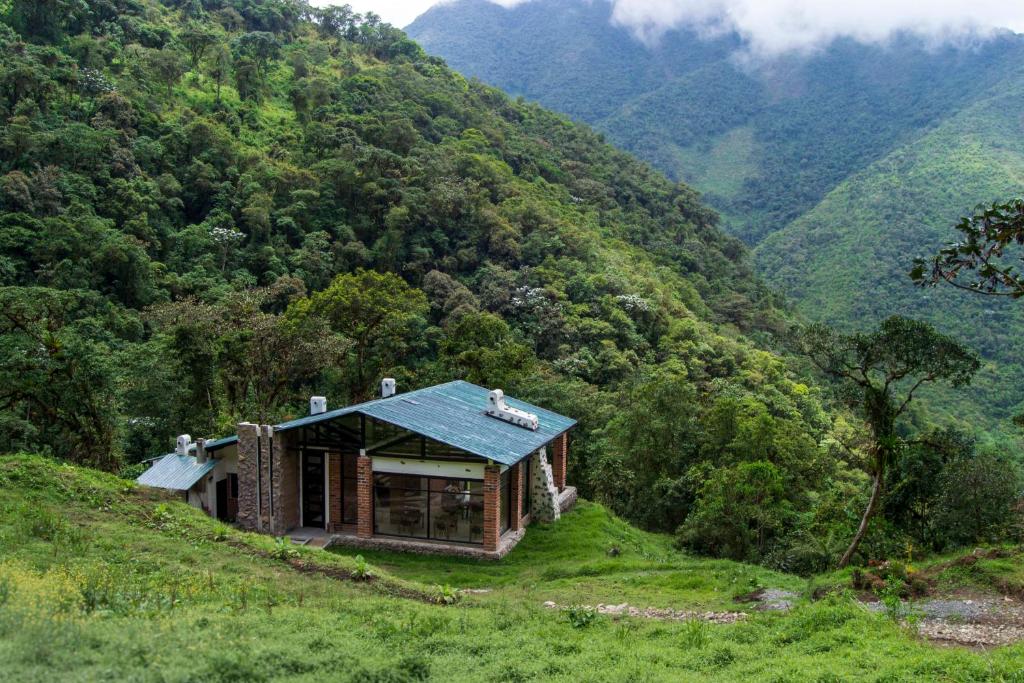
[373,474,485,544]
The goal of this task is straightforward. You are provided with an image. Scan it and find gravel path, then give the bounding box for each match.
[866,597,1024,647]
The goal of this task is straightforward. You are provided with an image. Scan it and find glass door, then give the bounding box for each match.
[302,452,326,529]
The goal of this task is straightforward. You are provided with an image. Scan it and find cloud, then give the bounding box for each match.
[476,0,1024,55]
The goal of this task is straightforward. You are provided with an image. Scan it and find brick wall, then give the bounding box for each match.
[551,433,568,492]
[328,452,342,533]
[510,462,524,530]
[236,423,260,531]
[483,464,501,551]
[356,455,373,538]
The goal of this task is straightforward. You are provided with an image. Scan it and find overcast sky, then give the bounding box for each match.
[317,0,1024,53]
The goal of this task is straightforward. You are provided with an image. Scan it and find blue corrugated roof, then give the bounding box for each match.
[276,381,576,466]
[137,453,217,491]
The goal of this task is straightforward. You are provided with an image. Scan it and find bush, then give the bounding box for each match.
[566,604,598,629]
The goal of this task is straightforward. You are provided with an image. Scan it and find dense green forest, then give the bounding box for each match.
[408,0,1024,432]
[0,0,1020,572]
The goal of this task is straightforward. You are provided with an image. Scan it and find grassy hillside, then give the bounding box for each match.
[4,453,1024,681]
[757,77,1024,427]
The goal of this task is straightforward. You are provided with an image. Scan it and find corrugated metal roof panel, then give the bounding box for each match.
[274,381,576,466]
[136,454,217,491]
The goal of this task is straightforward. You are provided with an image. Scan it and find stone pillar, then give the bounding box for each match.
[356,453,373,539]
[483,464,502,551]
[265,426,298,535]
[328,453,342,533]
[551,433,568,492]
[236,423,260,531]
[510,461,524,531]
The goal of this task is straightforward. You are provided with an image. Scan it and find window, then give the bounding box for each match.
[500,470,511,534]
[342,454,358,524]
[373,474,484,544]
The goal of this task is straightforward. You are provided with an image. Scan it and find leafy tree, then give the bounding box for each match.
[794,316,979,567]
[291,270,428,401]
[180,22,218,69]
[439,311,534,388]
[934,449,1021,546]
[0,287,122,470]
[151,286,351,424]
[206,42,232,103]
[912,199,1024,297]
[678,461,792,562]
[148,46,187,97]
[233,31,279,82]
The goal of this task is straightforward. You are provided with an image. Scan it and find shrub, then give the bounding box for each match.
[351,554,373,581]
[566,604,598,629]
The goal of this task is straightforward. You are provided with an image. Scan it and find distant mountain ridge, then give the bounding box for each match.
[408,0,1024,427]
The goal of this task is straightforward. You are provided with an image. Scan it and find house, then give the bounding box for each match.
[138,380,577,558]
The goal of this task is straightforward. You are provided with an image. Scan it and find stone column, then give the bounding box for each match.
[264,426,298,535]
[483,464,502,551]
[236,423,260,531]
[551,433,568,492]
[510,462,524,531]
[356,453,373,539]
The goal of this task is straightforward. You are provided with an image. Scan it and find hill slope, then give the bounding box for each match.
[4,453,1024,681]
[409,0,1024,429]
[757,78,1024,423]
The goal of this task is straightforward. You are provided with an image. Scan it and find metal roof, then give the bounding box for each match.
[136,453,217,491]
[276,380,576,466]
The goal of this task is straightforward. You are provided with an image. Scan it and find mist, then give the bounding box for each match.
[477,0,1024,55]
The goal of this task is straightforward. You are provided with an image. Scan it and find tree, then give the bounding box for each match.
[233,32,280,82]
[180,22,217,70]
[290,270,428,401]
[0,287,122,470]
[794,316,979,567]
[206,42,232,104]
[912,198,1024,297]
[148,46,187,98]
[150,286,351,424]
[439,311,534,388]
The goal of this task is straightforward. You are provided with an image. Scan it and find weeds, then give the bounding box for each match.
[680,618,710,649]
[566,604,598,629]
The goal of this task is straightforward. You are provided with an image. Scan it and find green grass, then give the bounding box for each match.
[336,501,803,610]
[2,453,1024,682]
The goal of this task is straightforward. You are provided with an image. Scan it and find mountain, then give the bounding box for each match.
[1,0,858,558]
[408,0,1024,426]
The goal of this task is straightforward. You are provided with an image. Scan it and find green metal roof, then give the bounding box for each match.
[137,453,217,491]
[276,380,576,466]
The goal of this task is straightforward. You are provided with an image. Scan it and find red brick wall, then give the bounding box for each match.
[356,455,373,538]
[510,462,524,530]
[552,434,568,492]
[328,453,342,533]
[483,464,501,551]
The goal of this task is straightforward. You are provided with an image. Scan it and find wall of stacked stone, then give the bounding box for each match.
[236,423,260,531]
[268,427,299,534]
[530,448,561,523]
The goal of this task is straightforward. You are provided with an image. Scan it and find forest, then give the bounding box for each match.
[0,0,1021,575]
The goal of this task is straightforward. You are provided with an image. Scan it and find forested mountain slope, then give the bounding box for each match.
[0,0,878,569]
[410,0,1024,428]
[757,77,1024,424]
[408,0,1024,243]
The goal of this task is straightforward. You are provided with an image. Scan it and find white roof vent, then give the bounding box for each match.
[310,396,327,415]
[486,389,539,431]
[382,378,396,398]
[175,434,192,455]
